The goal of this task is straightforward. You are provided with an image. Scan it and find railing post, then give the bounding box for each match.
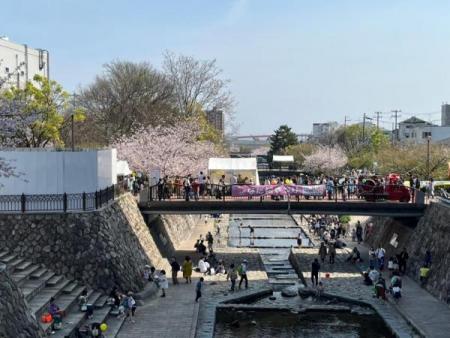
[223,185,226,202]
[21,193,26,213]
[82,192,86,211]
[63,193,67,212]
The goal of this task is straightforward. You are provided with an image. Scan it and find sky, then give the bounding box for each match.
[2,0,450,135]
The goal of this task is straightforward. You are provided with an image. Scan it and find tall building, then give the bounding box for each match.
[312,121,338,139]
[206,109,224,135]
[441,103,450,126]
[0,36,49,90]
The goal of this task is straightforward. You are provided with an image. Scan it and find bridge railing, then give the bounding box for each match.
[142,183,424,205]
[0,184,122,213]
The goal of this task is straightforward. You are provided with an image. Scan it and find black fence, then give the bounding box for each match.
[142,183,423,205]
[0,185,121,213]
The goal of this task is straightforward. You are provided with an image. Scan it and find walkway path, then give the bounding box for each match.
[293,215,450,338]
[117,282,198,338]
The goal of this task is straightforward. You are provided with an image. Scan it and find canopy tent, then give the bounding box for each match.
[272,155,294,162]
[116,160,131,176]
[208,157,259,184]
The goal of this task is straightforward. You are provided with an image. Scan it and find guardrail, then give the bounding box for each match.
[0,184,121,213]
[140,183,424,205]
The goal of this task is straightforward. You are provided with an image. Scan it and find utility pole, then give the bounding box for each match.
[391,110,401,142]
[362,113,373,142]
[71,114,75,151]
[427,138,430,178]
[344,116,351,127]
[375,111,382,130]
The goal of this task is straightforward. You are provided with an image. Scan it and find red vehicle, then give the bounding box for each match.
[358,173,410,202]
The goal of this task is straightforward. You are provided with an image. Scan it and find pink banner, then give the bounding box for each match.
[231,184,326,197]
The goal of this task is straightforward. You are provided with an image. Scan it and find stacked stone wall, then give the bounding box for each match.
[0,193,166,293]
[367,202,450,303]
[0,266,42,338]
[146,214,202,256]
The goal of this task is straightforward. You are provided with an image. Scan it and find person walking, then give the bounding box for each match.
[311,258,320,286]
[170,257,180,285]
[356,222,363,244]
[227,263,238,291]
[184,175,191,201]
[238,259,249,289]
[376,246,386,271]
[318,242,327,263]
[157,270,168,297]
[206,231,214,252]
[398,248,409,274]
[183,256,193,283]
[195,277,204,302]
[328,242,336,264]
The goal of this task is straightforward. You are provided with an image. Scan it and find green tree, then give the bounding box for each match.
[269,125,298,158]
[0,75,84,147]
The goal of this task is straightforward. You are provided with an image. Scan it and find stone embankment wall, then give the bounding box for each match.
[367,201,450,303]
[0,193,166,293]
[146,214,202,256]
[0,265,43,338]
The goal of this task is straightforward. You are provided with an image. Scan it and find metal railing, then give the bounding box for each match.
[140,183,424,205]
[0,184,121,213]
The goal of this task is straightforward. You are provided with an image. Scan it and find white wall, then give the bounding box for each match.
[0,149,117,195]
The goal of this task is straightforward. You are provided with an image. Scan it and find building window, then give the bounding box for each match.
[422,131,432,138]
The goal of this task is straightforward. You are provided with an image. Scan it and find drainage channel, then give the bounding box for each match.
[229,214,314,291]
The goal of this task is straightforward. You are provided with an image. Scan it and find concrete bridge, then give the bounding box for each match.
[139,200,426,218]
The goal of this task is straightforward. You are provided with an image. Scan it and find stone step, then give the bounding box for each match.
[11,264,42,285]
[268,279,297,285]
[22,271,56,301]
[103,314,126,338]
[49,289,97,338]
[0,250,10,259]
[8,257,25,269]
[46,275,65,287]
[28,278,72,316]
[54,295,111,338]
[39,285,88,334]
[265,269,296,275]
[93,294,109,309]
[30,267,49,279]
[63,281,79,294]
[15,260,33,271]
[272,274,299,280]
[0,254,17,263]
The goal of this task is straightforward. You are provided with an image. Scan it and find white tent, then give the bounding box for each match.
[208,158,259,184]
[272,155,294,162]
[116,160,131,176]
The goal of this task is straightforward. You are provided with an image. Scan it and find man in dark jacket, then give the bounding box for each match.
[311,259,321,286]
[170,257,181,285]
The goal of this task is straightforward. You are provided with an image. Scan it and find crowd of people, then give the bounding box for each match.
[306,214,435,304]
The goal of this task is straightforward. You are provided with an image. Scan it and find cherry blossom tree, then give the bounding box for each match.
[302,145,348,175]
[114,120,222,177]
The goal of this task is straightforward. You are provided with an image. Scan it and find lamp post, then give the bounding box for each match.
[426,136,431,179]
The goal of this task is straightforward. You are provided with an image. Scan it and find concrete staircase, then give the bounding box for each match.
[259,248,300,290]
[0,250,126,337]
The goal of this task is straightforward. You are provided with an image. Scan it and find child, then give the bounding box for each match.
[316,281,324,298]
[195,277,204,302]
[157,270,168,297]
[227,264,238,291]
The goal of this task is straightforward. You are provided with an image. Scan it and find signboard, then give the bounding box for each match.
[231,184,326,197]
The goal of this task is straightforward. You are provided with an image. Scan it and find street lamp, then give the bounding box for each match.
[71,114,75,151]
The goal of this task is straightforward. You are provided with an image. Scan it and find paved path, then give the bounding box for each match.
[293,215,450,338]
[117,281,199,338]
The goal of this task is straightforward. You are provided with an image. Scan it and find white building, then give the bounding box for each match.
[0,36,49,89]
[398,116,450,144]
[312,122,338,139]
